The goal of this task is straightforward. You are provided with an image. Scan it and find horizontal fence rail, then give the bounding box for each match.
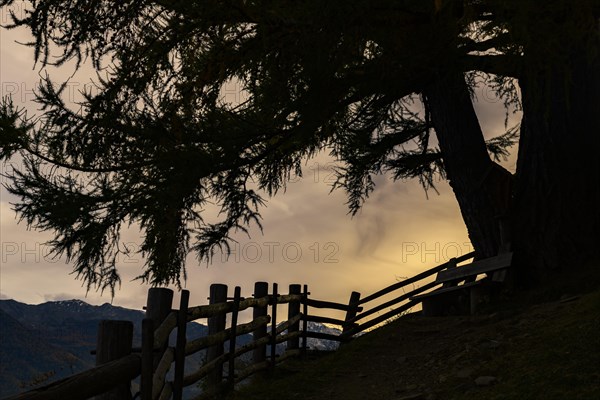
[5,251,481,400]
[358,251,476,305]
[186,294,303,322]
[303,298,362,312]
[185,315,271,356]
[3,354,141,400]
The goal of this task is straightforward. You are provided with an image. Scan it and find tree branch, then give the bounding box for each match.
[21,145,156,173]
[462,54,522,78]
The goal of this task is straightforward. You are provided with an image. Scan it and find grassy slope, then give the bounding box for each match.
[228,273,600,400]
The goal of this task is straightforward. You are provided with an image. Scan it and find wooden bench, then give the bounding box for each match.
[411,252,513,316]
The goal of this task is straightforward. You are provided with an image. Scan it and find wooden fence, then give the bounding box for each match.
[3,251,476,400]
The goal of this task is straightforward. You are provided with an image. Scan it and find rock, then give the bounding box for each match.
[448,351,466,363]
[454,368,474,379]
[395,356,407,364]
[559,295,579,303]
[475,376,497,386]
[424,356,436,366]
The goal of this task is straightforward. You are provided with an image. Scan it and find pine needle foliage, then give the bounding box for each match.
[0,0,529,292]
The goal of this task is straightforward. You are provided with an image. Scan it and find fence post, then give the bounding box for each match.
[301,284,309,357]
[252,282,269,369]
[270,283,278,369]
[444,258,460,285]
[94,320,134,400]
[145,288,174,368]
[173,290,190,400]
[287,284,302,351]
[228,286,242,389]
[342,291,361,339]
[141,319,154,400]
[206,283,228,392]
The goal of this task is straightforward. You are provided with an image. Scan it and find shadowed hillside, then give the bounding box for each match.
[228,274,600,400]
[0,299,150,364]
[0,309,90,397]
[0,299,207,398]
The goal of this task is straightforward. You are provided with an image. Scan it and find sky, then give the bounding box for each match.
[0,3,520,323]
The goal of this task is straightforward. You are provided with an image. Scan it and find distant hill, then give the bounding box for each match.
[0,308,90,397]
[0,298,340,398]
[0,298,207,398]
[0,299,148,365]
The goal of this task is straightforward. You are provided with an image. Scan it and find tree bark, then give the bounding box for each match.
[418,5,514,261]
[514,8,600,282]
[424,71,513,259]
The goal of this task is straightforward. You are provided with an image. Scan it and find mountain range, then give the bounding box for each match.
[0,298,339,398]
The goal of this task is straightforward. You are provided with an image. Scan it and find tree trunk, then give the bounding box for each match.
[424,71,513,259]
[514,9,600,282]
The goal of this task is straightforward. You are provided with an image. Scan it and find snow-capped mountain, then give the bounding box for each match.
[305,321,341,351]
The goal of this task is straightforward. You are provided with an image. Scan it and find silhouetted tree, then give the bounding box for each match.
[502,1,600,280]
[0,0,597,291]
